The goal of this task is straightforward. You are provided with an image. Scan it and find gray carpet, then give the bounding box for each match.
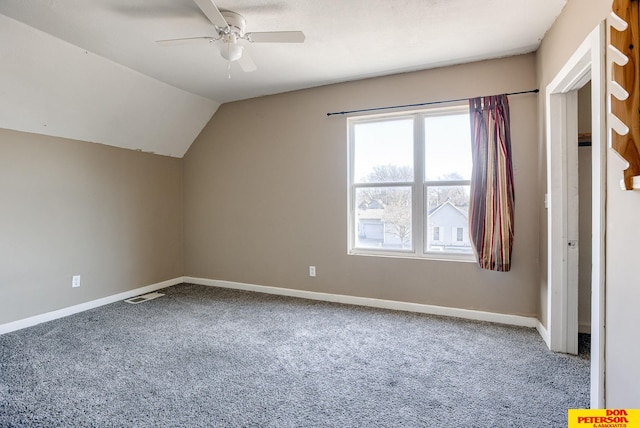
[0,283,589,427]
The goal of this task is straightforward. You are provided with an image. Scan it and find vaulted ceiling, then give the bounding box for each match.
[0,0,567,157]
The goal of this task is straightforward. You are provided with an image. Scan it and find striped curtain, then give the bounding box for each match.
[468,95,515,272]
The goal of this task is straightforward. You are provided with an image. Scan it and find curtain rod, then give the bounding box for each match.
[326,89,539,117]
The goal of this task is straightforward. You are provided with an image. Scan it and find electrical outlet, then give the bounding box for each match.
[309,266,316,277]
[72,275,81,288]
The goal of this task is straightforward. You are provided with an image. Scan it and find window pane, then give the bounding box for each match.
[353,119,414,183]
[355,187,412,250]
[425,185,472,254]
[424,113,472,181]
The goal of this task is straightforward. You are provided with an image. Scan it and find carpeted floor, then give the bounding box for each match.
[0,283,589,427]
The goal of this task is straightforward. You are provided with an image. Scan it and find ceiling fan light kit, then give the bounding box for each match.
[221,43,243,62]
[220,38,243,62]
[158,0,305,73]
[218,11,246,63]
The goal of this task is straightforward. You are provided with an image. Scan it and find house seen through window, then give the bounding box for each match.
[348,105,474,260]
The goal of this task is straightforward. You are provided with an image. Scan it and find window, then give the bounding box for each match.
[348,105,474,260]
[433,227,441,242]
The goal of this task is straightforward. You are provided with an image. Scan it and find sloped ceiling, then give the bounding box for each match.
[0,0,567,157]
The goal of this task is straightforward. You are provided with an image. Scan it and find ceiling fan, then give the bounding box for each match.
[157,0,305,73]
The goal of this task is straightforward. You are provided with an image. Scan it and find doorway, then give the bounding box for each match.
[545,23,606,408]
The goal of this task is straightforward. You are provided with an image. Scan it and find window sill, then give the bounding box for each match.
[348,249,476,263]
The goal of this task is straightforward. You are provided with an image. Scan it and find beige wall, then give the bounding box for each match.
[538,0,640,406]
[184,54,541,317]
[0,129,183,324]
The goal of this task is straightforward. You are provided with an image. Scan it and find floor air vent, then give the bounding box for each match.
[125,292,165,304]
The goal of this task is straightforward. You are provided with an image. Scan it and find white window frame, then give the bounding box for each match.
[347,105,475,262]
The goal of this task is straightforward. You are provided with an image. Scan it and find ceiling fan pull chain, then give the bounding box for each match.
[228,60,232,79]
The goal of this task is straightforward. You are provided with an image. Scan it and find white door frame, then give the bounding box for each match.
[545,23,606,408]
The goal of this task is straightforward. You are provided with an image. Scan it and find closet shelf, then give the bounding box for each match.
[578,132,591,144]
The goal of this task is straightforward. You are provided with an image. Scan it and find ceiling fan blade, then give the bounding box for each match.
[247,31,305,43]
[238,51,257,72]
[156,36,215,46]
[193,0,228,28]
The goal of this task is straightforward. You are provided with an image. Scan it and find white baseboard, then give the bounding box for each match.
[534,320,591,351]
[0,277,183,335]
[1,276,543,337]
[536,320,551,348]
[184,277,539,329]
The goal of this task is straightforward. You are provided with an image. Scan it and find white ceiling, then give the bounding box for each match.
[0,0,567,156]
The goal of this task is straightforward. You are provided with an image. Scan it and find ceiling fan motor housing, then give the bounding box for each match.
[220,11,247,37]
[158,1,304,72]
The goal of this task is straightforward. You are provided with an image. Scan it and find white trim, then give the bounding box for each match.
[185,276,538,328]
[547,59,585,355]
[545,23,606,408]
[1,275,540,336]
[591,21,607,410]
[0,277,183,335]
[536,320,551,348]
[546,29,594,352]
